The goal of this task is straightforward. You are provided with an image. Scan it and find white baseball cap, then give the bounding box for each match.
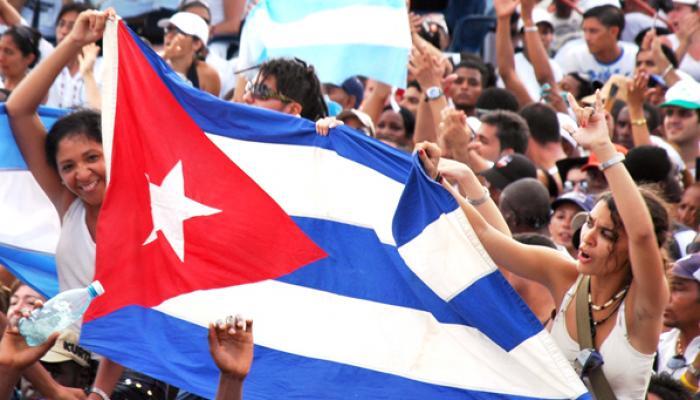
[517,8,554,31]
[579,0,621,11]
[158,12,209,44]
[671,0,699,6]
[660,79,700,109]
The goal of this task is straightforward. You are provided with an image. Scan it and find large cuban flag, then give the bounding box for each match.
[0,105,67,299]
[80,19,589,399]
[237,0,411,88]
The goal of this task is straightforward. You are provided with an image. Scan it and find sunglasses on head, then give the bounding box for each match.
[245,81,293,103]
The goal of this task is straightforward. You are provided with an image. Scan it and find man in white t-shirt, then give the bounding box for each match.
[657,254,700,379]
[554,5,637,84]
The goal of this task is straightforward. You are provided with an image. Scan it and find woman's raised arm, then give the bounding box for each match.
[567,92,667,352]
[6,10,111,215]
[417,142,577,303]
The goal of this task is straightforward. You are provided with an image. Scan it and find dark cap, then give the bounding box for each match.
[551,191,595,213]
[671,254,700,283]
[341,77,364,109]
[481,154,537,191]
[623,145,671,184]
[555,156,588,183]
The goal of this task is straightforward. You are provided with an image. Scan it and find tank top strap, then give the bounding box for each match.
[557,274,584,315]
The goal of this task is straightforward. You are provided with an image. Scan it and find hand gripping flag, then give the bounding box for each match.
[81,19,589,399]
[0,105,68,298]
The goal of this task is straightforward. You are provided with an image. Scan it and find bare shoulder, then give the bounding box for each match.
[197,61,221,82]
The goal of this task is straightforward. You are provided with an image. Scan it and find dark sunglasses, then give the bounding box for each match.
[564,179,589,193]
[245,81,293,103]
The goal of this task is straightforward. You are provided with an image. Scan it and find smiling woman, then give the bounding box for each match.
[4,9,133,398]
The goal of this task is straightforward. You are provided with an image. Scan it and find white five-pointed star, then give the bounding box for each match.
[143,160,221,262]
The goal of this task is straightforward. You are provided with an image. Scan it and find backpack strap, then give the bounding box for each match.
[575,275,618,400]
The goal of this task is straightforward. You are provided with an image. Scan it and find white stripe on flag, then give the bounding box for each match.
[154,280,584,399]
[262,5,411,49]
[0,171,59,253]
[102,17,119,182]
[207,134,404,245]
[398,210,495,301]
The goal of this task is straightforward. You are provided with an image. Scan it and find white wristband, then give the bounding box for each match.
[598,153,625,171]
[89,387,110,400]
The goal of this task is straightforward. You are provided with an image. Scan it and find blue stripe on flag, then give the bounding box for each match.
[264,0,406,23]
[287,217,464,324]
[449,272,542,351]
[0,104,68,170]
[392,157,544,350]
[126,28,412,184]
[290,217,541,352]
[0,244,58,298]
[267,44,409,87]
[392,154,460,248]
[82,305,579,400]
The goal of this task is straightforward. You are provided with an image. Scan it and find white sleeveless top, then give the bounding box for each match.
[55,199,96,292]
[549,277,655,400]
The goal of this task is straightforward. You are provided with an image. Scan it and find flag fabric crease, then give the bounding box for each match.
[75,19,589,400]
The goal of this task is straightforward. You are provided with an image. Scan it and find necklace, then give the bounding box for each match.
[587,281,629,340]
[588,284,629,311]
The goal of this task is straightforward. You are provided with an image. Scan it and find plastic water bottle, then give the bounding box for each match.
[19,281,105,346]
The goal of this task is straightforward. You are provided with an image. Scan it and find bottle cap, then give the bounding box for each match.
[88,281,105,298]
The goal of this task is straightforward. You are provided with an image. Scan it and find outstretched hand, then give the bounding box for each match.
[78,43,100,77]
[566,91,611,151]
[626,72,648,108]
[641,29,670,76]
[208,315,254,380]
[408,43,444,89]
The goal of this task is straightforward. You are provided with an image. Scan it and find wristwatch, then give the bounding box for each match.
[424,86,444,102]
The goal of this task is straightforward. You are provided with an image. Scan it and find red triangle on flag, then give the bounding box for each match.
[86,22,326,321]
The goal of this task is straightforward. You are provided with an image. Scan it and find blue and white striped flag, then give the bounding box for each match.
[238,0,411,88]
[0,105,65,298]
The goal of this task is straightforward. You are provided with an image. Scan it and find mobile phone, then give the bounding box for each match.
[648,74,666,89]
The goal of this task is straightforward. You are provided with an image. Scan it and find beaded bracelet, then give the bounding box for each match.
[468,186,490,206]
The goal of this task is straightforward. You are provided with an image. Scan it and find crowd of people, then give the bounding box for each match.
[1,0,700,398]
